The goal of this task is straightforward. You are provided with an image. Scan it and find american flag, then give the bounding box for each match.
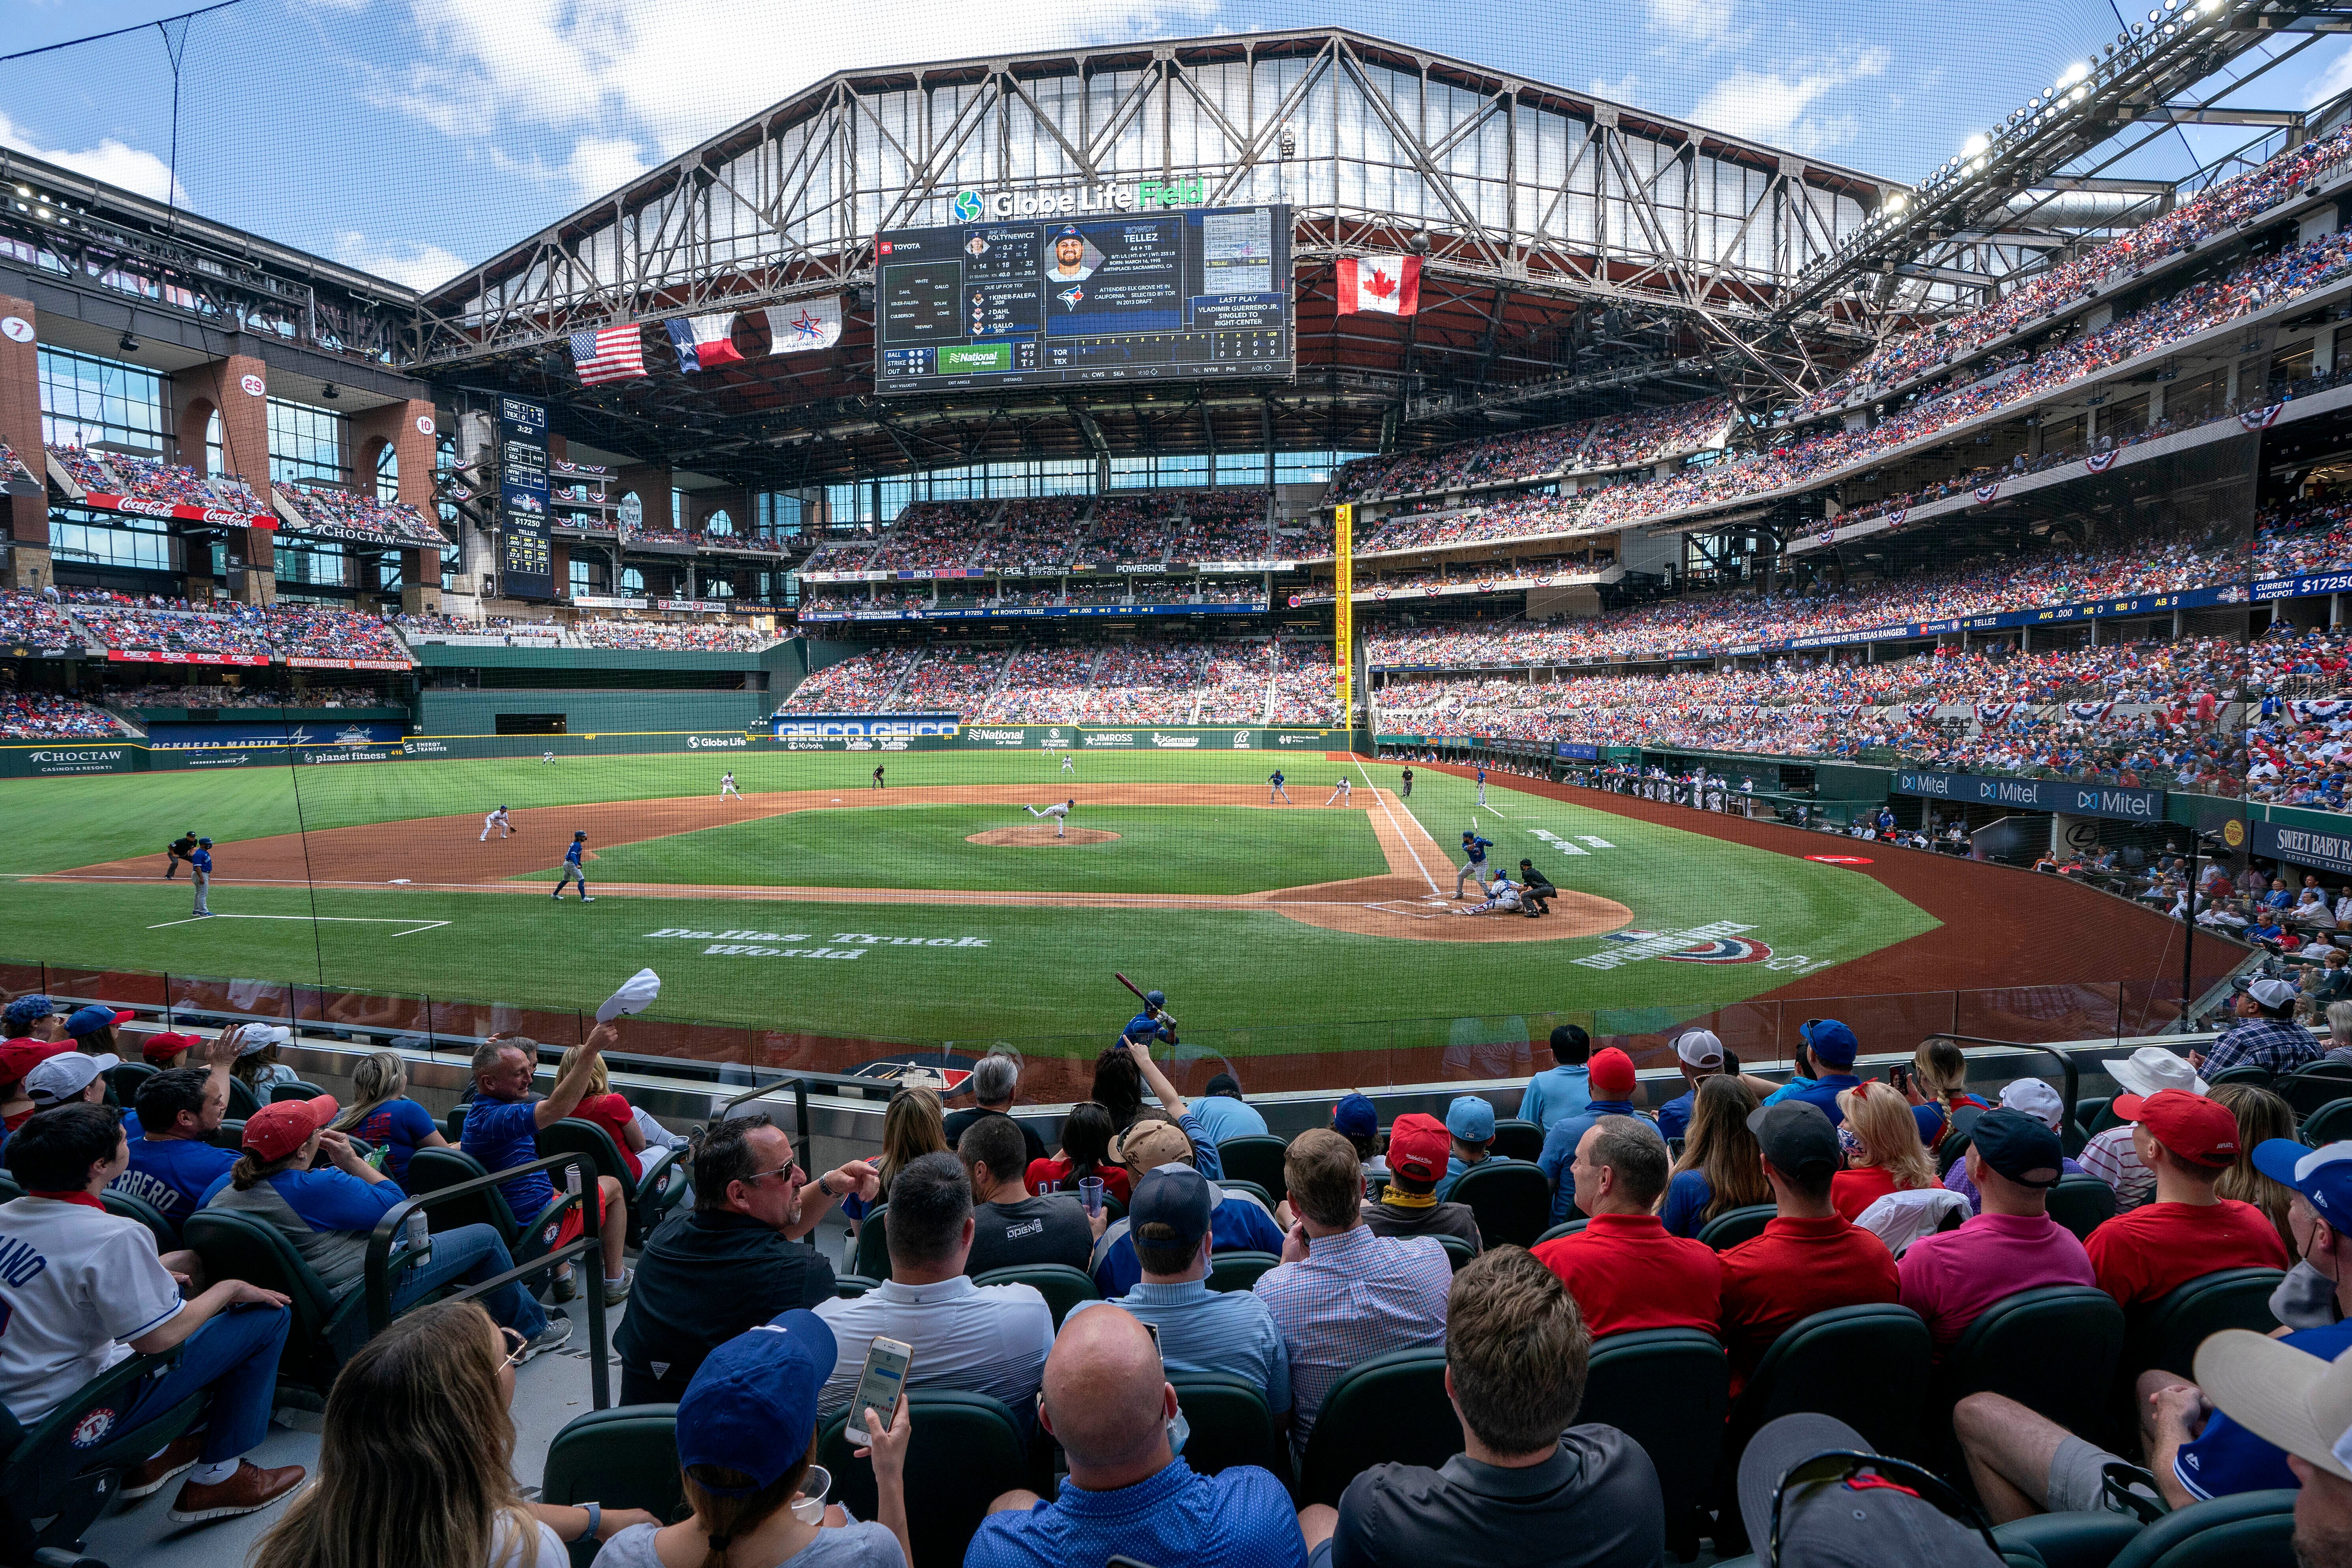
[570,325,646,385]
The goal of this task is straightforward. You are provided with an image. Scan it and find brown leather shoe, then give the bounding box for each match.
[167,1460,306,1522]
[120,1433,204,1500]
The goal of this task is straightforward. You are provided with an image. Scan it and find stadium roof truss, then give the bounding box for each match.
[413,30,1911,430]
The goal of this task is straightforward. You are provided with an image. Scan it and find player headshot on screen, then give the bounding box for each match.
[965,232,989,257]
[1046,227,1095,282]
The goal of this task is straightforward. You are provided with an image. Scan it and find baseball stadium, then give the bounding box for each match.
[9,3,2352,1564]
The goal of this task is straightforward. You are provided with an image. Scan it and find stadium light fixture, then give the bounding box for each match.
[118,333,139,353]
[1962,133,1989,157]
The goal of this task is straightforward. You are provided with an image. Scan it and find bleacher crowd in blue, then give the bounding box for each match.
[0,984,2350,1567]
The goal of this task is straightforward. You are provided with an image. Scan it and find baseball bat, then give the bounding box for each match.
[1113,972,1174,1027]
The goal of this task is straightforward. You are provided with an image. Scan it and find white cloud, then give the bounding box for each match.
[0,112,185,204]
[375,0,1220,203]
[2307,41,2352,108]
[330,230,468,290]
[1689,46,1890,147]
[1643,0,1745,47]
[1590,71,1643,105]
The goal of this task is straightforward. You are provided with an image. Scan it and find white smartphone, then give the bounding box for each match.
[844,1336,913,1447]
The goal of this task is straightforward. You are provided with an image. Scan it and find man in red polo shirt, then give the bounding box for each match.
[1530,1114,1719,1339]
[2083,1089,2288,1306]
[1717,1101,1899,1394]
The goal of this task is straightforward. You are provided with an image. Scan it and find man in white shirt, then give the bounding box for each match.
[813,1151,1054,1438]
[2079,1048,2207,1212]
[0,1103,305,1523]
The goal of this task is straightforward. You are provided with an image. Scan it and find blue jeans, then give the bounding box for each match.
[115,1302,290,1464]
[389,1222,549,1338]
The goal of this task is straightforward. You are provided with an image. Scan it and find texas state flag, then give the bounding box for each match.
[664,313,744,373]
[1336,254,1420,316]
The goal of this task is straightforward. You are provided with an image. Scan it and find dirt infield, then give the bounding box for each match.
[39,783,1630,945]
[966,827,1123,846]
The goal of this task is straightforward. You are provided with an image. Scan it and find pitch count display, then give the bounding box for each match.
[875,203,1292,394]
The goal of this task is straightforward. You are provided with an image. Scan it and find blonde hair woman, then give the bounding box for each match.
[327,1051,448,1188]
[248,1300,653,1567]
[1830,1080,1937,1221]
[837,1086,946,1246]
[557,1040,648,1179]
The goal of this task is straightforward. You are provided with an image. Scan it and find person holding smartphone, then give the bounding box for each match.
[595,1308,913,1568]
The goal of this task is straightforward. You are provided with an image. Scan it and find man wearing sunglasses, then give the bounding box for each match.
[615,1112,878,1405]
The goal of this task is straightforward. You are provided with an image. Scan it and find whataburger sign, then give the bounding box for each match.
[949,178,1210,221]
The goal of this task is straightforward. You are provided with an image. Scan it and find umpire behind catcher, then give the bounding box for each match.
[1517,859,1557,917]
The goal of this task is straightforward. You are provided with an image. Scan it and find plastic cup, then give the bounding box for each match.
[792,1465,831,1525]
[1079,1176,1105,1217]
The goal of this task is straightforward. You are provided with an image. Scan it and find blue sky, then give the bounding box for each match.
[3,0,2349,291]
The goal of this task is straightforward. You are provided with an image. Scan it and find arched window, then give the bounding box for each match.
[205,410,223,477]
[375,442,397,502]
[704,509,733,536]
[710,578,735,597]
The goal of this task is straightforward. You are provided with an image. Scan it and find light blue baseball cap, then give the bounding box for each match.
[1445,1095,1496,1142]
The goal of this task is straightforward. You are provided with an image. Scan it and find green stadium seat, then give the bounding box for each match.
[269,1078,329,1104]
[2205,1065,2274,1089]
[106,1060,157,1102]
[1297,1346,1456,1506]
[1490,1117,1546,1163]
[834,1274,881,1299]
[2303,1097,2352,1145]
[0,1176,18,1202]
[2047,1174,2119,1241]
[1435,1234,1476,1271]
[1206,1249,1280,1293]
[536,1115,689,1250]
[1696,1203,1777,1251]
[2104,1488,2297,1568]
[100,1187,178,1251]
[182,1207,374,1400]
[1216,1135,1289,1197]
[972,1263,1098,1329]
[1934,1286,2126,1458]
[2283,1063,2352,1119]
[1937,1130,1975,1177]
[1445,1159,1552,1248]
[2082,1096,2117,1135]
[1218,1178,1277,1212]
[208,1118,245,1151]
[446,1104,469,1141]
[816,1390,1034,1568]
[1582,1327,1727,1560]
[0,1347,203,1563]
[851,1205,891,1281]
[2121,1268,2284,1391]
[226,1076,262,1119]
[402,1145,581,1283]
[1991,1510,2147,1568]
[1168,1371,1291,1494]
[1535,1219,1588,1244]
[540,1405,685,1568]
[1727,1304,1935,1464]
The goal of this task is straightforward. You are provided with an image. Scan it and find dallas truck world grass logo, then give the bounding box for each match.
[1574,922,1838,975]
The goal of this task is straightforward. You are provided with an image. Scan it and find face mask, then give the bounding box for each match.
[1837,1126,1866,1160]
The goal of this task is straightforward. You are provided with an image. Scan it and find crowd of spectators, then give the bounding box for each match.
[570,618,777,652]
[1788,122,2352,419]
[0,689,123,738]
[1268,640,1339,725]
[0,591,86,649]
[270,484,447,548]
[2254,490,2352,579]
[1085,642,1212,724]
[109,683,388,709]
[1330,397,1732,502]
[0,441,34,487]
[981,645,1100,723]
[896,646,1010,713]
[47,447,269,515]
[777,647,920,710]
[1196,639,1277,723]
[260,606,410,663]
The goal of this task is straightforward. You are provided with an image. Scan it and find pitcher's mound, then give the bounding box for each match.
[967,827,1122,847]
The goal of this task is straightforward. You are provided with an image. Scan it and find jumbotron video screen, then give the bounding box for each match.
[874,202,1293,393]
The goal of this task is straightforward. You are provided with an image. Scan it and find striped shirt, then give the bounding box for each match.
[813,1275,1054,1438]
[2077,1125,2157,1212]
[1253,1224,1450,1454]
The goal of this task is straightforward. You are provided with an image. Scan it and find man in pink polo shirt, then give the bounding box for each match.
[1899,1110,2094,1353]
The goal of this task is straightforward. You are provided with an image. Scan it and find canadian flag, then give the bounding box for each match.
[1337,254,1420,316]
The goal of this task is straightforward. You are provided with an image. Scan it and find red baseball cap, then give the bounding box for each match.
[0,1038,70,1089]
[140,1032,201,1065]
[2116,1088,2241,1168]
[1589,1046,1638,1098]
[242,1095,340,1161]
[1387,1113,1451,1183]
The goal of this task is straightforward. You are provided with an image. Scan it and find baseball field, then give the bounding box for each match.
[0,747,2204,1090]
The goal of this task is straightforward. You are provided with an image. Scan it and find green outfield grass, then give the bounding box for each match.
[0,750,1941,1051]
[528,804,1388,894]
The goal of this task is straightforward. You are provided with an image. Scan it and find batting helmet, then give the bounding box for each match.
[1145,990,1165,1009]
[573,831,587,840]
[1462,829,1476,841]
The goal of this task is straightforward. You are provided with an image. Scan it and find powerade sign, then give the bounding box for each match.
[950,178,1208,221]
[2250,819,2352,878]
[1893,768,2163,821]
[771,713,961,739]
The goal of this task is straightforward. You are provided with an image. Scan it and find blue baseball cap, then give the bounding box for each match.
[2253,1139,2352,1229]
[677,1309,838,1493]
[1129,1165,1214,1254]
[1333,1091,1378,1140]
[65,1005,133,1038]
[1800,1018,1860,1068]
[1446,1095,1496,1142]
[2,995,53,1031]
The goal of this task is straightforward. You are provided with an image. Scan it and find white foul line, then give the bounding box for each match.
[1355,758,1440,895]
[146,915,451,938]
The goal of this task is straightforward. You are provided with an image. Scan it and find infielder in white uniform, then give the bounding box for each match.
[720,771,741,799]
[1325,776,1352,806]
[1025,799,1076,838]
[541,752,556,765]
[1061,753,1076,775]
[480,806,512,842]
[1452,875,1523,917]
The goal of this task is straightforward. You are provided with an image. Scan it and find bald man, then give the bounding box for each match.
[965,1304,1307,1568]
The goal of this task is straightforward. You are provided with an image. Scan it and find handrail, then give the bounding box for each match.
[1919,1032,2081,1130]
[360,1149,610,1410]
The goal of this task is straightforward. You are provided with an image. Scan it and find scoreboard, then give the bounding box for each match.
[874,204,1291,394]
